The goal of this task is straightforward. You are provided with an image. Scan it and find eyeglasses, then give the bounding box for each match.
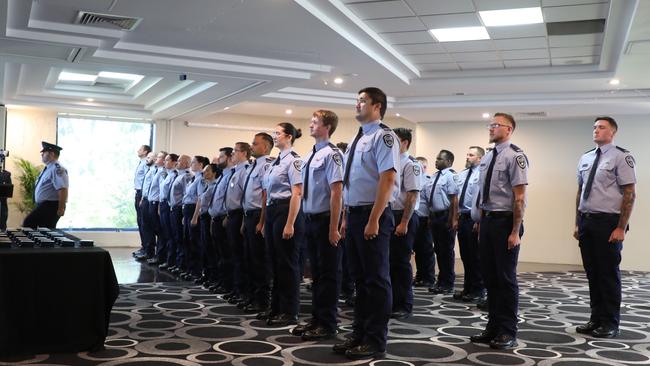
[271,131,285,136]
[486,123,511,129]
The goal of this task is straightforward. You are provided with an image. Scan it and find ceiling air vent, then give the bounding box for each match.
[516,112,548,118]
[74,11,142,31]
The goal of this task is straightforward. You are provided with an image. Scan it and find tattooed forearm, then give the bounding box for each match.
[617,184,635,230]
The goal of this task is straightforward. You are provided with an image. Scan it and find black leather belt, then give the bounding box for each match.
[150,200,159,204]
[268,198,291,206]
[580,212,619,220]
[483,210,513,218]
[348,204,374,213]
[244,208,261,217]
[304,211,330,220]
[227,208,243,217]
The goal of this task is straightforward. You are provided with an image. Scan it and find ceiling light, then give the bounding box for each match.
[58,71,97,82]
[98,71,144,81]
[482,113,491,119]
[285,109,293,115]
[429,26,490,42]
[86,98,94,102]
[479,7,543,27]
[333,77,344,84]
[609,79,620,85]
[395,113,401,117]
[223,106,230,110]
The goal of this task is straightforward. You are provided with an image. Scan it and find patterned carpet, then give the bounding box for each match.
[2,271,650,365]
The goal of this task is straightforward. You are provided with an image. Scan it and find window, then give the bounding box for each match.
[56,116,153,229]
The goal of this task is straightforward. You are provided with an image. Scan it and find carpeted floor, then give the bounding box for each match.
[2,271,650,365]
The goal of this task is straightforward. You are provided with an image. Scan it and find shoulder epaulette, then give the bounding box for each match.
[408,155,417,162]
[510,144,523,153]
[55,163,61,168]
[616,146,630,153]
[328,142,338,151]
[265,157,274,163]
[449,169,457,174]
[379,123,392,131]
[290,151,300,158]
[584,147,596,154]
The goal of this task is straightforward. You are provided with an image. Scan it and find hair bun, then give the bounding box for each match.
[295,128,303,139]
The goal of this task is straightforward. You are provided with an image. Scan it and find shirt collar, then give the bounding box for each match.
[279,147,294,159]
[315,140,330,151]
[256,154,270,163]
[361,120,381,134]
[494,140,511,153]
[46,160,59,167]
[234,162,248,171]
[599,143,614,154]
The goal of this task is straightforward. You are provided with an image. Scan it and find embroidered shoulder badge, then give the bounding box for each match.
[516,155,526,169]
[625,155,635,168]
[332,153,343,166]
[382,134,394,148]
[293,160,303,172]
[413,165,421,176]
[56,168,64,176]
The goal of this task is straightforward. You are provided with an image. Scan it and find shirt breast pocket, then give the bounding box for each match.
[494,162,508,183]
[578,164,591,183]
[598,164,616,187]
[357,142,372,164]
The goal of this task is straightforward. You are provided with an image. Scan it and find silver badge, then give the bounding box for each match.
[332,154,342,166]
[293,160,302,172]
[625,155,635,168]
[516,155,526,169]
[383,134,394,148]
[413,165,421,176]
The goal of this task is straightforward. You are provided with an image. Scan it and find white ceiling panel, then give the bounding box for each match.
[442,40,496,53]
[550,45,601,57]
[0,39,71,60]
[381,31,435,44]
[504,58,550,67]
[366,17,427,33]
[543,3,609,23]
[416,63,461,71]
[500,48,550,60]
[493,37,548,50]
[408,53,455,63]
[542,0,607,6]
[347,1,414,20]
[395,43,446,54]
[404,0,476,15]
[551,55,597,65]
[452,51,501,62]
[487,24,547,39]
[459,61,505,69]
[548,33,604,47]
[419,13,482,29]
[473,0,541,11]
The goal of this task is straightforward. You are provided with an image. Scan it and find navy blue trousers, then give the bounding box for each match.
[182,204,200,275]
[479,215,522,337]
[457,214,484,295]
[135,189,145,249]
[578,214,623,328]
[390,211,418,314]
[211,215,230,290]
[346,206,393,350]
[226,209,247,297]
[199,213,218,281]
[430,211,456,289]
[413,215,435,284]
[244,209,270,308]
[168,205,183,268]
[305,213,342,332]
[140,199,156,257]
[157,201,172,262]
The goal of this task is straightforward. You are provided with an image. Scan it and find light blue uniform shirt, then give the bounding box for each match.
[301,141,344,214]
[424,168,459,212]
[343,121,400,207]
[392,153,421,211]
[457,166,481,213]
[148,167,166,202]
[471,188,481,223]
[199,179,218,214]
[577,143,636,214]
[134,158,147,190]
[34,160,69,203]
[242,155,274,211]
[478,140,529,212]
[263,148,302,204]
[141,165,157,199]
[209,167,234,217]
[416,174,432,217]
[170,169,191,208]
[160,169,177,203]
[182,171,205,205]
[225,162,249,211]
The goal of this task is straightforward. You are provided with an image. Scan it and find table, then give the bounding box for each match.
[0,246,119,357]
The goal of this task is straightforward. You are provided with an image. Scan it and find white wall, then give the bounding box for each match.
[416,116,649,271]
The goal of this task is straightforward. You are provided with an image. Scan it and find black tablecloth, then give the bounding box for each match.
[0,246,119,357]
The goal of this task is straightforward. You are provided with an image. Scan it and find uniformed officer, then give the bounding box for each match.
[224,142,251,307]
[291,110,343,341]
[191,163,221,288]
[261,122,304,326]
[145,151,168,265]
[454,146,486,302]
[182,155,209,279]
[574,116,636,338]
[133,144,152,258]
[242,133,274,314]
[470,112,528,349]
[208,147,235,295]
[333,87,400,360]
[425,150,459,295]
[135,151,158,261]
[413,156,436,287]
[168,155,192,275]
[23,141,69,229]
[157,153,179,270]
[389,128,421,320]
